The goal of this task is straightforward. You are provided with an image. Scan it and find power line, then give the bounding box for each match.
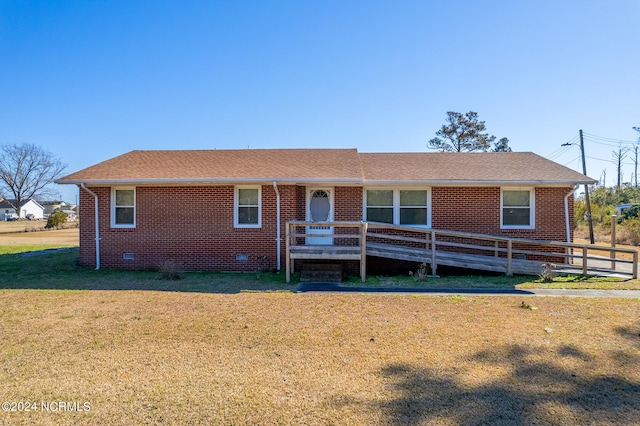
[583,137,638,149]
[547,131,640,173]
[585,138,628,148]
[585,155,617,164]
[583,132,638,145]
[545,134,578,161]
[563,156,580,167]
[547,145,572,161]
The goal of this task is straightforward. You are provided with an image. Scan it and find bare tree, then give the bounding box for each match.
[634,144,638,188]
[0,143,66,217]
[634,126,640,187]
[612,144,628,191]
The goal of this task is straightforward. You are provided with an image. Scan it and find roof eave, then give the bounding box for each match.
[57,177,597,187]
[56,177,364,186]
[362,179,597,186]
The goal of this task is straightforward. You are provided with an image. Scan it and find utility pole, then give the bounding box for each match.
[562,130,594,243]
[579,130,595,244]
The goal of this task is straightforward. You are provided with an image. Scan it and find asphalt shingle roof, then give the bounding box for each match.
[58,149,362,183]
[359,152,592,184]
[57,149,595,185]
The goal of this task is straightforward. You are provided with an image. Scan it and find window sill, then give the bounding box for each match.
[500,226,535,231]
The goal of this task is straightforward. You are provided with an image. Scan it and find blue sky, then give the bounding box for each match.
[1,1,638,202]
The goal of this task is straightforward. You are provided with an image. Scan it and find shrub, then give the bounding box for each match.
[157,260,183,280]
[620,217,640,246]
[539,263,557,282]
[409,263,429,282]
[623,204,640,220]
[45,211,67,229]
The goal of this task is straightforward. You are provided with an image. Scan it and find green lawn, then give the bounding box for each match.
[2,246,640,291]
[0,248,296,293]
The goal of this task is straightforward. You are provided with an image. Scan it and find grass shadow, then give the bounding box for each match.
[334,343,640,425]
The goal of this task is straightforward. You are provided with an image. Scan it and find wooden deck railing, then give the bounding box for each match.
[286,221,367,283]
[285,221,639,282]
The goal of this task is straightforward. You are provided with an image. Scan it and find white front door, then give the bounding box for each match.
[306,188,334,245]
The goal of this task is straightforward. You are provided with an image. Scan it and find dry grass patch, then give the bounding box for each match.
[574,237,640,262]
[0,290,638,425]
[0,227,78,247]
[0,221,42,234]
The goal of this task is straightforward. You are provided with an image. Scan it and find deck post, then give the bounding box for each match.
[431,230,437,276]
[506,240,513,277]
[285,222,291,283]
[494,241,499,257]
[610,215,617,270]
[582,246,588,276]
[360,222,368,282]
[633,251,638,279]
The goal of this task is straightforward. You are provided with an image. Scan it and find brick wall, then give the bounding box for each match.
[334,186,363,221]
[79,185,304,271]
[78,184,574,272]
[432,187,573,241]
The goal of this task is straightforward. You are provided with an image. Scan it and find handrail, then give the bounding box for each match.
[285,221,639,281]
[288,220,365,227]
[285,221,368,282]
[368,222,638,256]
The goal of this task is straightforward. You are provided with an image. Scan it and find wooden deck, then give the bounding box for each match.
[285,221,639,282]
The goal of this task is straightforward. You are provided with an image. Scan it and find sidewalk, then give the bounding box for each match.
[296,283,640,298]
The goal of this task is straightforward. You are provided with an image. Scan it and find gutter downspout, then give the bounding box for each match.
[565,185,578,244]
[80,183,101,270]
[273,181,281,271]
[565,185,578,264]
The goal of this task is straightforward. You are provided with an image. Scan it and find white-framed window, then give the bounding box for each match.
[501,188,535,229]
[235,186,261,228]
[399,190,428,225]
[365,189,394,224]
[111,187,136,228]
[364,188,430,227]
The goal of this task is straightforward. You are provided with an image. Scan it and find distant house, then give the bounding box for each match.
[41,200,72,217]
[61,209,77,220]
[56,148,595,276]
[40,200,78,220]
[0,199,44,220]
[615,203,634,215]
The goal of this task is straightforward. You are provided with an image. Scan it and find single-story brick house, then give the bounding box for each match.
[56,149,595,273]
